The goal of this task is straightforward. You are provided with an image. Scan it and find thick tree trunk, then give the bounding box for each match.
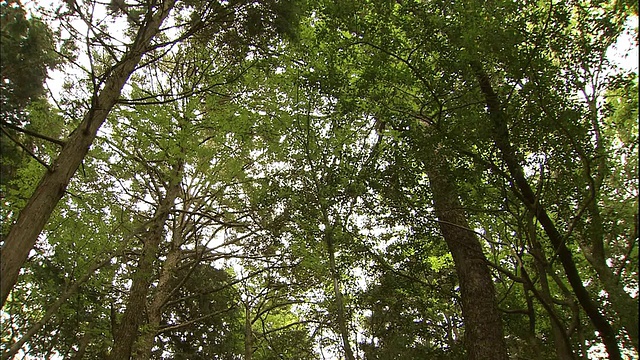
[471,61,622,360]
[426,159,509,360]
[326,234,356,360]
[108,178,181,360]
[0,0,175,308]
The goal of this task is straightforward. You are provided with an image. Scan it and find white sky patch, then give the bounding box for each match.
[607,16,639,74]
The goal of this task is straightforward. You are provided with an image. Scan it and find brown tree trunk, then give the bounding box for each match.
[108,176,182,360]
[426,158,509,360]
[0,0,176,308]
[471,61,622,360]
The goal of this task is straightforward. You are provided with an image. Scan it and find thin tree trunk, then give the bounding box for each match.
[0,0,176,308]
[245,302,253,360]
[133,223,184,360]
[325,234,356,360]
[426,158,509,360]
[471,61,622,360]
[581,202,639,352]
[108,174,182,360]
[528,214,576,360]
[70,331,92,360]
[523,289,545,360]
[582,94,639,351]
[1,254,115,360]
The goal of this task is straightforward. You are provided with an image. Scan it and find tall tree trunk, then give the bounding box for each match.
[528,214,576,360]
[245,302,253,360]
[471,61,622,360]
[582,95,639,352]
[581,202,639,352]
[0,0,176,308]
[108,175,182,360]
[325,233,356,360]
[133,222,184,360]
[425,157,509,360]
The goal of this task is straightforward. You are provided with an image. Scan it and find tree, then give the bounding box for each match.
[0,0,177,307]
[1,0,636,359]
[0,0,60,196]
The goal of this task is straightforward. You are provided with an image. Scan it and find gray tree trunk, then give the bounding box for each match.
[326,234,356,360]
[133,222,185,360]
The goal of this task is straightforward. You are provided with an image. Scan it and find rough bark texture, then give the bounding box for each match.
[426,160,509,360]
[108,178,181,360]
[0,0,176,308]
[471,61,622,360]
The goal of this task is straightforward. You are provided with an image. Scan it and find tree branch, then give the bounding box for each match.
[1,121,66,147]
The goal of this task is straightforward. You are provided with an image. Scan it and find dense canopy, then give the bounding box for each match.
[0,0,637,359]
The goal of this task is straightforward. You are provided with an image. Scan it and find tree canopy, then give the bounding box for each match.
[0,0,637,359]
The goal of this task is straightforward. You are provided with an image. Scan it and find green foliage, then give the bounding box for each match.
[3,0,637,359]
[156,265,244,360]
[0,1,61,197]
[0,1,58,120]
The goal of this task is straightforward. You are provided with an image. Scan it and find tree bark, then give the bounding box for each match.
[245,302,253,360]
[581,202,639,352]
[528,214,576,360]
[471,61,622,360]
[425,156,509,360]
[0,0,175,308]
[133,222,184,360]
[325,233,356,360]
[108,175,182,360]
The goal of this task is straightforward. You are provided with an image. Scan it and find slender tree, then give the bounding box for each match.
[0,0,176,306]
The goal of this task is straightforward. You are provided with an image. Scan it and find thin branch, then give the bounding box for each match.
[257,320,316,337]
[1,253,119,360]
[0,121,66,147]
[0,126,52,171]
[157,306,237,334]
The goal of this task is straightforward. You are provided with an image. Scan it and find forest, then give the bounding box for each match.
[0,0,638,359]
